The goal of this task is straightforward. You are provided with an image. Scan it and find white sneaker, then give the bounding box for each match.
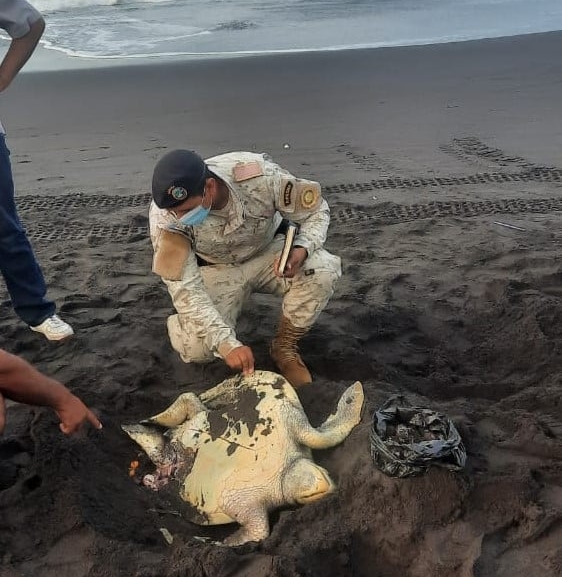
[30,314,74,341]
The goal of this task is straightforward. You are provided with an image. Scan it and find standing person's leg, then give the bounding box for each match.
[0,135,72,339]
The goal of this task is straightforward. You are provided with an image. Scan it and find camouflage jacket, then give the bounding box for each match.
[149,151,331,357]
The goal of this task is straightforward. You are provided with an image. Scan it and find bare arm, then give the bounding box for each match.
[0,16,45,92]
[0,393,5,434]
[0,349,102,434]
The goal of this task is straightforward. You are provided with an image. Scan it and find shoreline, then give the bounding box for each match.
[3,28,562,195]
[10,28,562,73]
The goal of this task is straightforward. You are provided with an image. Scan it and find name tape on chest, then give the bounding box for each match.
[232,161,264,182]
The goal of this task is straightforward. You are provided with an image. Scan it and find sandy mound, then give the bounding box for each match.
[1,134,561,577]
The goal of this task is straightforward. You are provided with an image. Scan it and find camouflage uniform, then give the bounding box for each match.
[149,152,341,363]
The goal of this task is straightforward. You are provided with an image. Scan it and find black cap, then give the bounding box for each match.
[152,149,209,209]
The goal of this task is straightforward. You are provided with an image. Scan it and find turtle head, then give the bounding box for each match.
[282,459,335,505]
[122,424,167,467]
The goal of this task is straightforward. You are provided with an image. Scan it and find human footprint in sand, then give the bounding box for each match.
[0,349,102,435]
[149,149,341,387]
[0,0,73,341]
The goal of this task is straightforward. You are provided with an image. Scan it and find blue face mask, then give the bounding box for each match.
[178,204,211,226]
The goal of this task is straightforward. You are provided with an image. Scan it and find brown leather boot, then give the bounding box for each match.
[270,316,312,387]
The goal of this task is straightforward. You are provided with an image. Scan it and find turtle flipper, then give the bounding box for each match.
[143,392,206,427]
[122,424,166,466]
[295,381,364,449]
[221,501,270,546]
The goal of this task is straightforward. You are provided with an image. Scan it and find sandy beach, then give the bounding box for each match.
[1,31,562,577]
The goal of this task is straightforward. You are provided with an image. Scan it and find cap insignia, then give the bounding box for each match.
[168,186,188,201]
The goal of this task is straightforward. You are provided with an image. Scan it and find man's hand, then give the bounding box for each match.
[0,349,102,436]
[0,393,5,435]
[54,392,102,435]
[224,346,255,375]
[274,247,308,278]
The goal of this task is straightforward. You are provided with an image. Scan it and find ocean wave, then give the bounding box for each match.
[35,32,522,61]
[5,0,562,65]
[33,0,172,14]
[39,29,211,58]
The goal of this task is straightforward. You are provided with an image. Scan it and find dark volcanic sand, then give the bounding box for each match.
[1,33,562,577]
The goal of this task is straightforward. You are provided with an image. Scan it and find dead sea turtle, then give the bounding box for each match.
[122,370,364,546]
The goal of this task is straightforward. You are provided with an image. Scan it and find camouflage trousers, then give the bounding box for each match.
[167,236,341,362]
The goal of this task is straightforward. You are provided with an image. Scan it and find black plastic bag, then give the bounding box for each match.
[370,395,466,478]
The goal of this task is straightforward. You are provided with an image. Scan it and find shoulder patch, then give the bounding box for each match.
[278,177,322,213]
[278,176,297,212]
[152,229,191,281]
[232,161,263,182]
[283,180,294,207]
[296,180,322,212]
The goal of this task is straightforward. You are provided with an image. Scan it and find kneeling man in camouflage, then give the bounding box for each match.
[148,149,341,387]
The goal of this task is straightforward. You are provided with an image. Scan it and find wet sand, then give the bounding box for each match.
[0,32,561,577]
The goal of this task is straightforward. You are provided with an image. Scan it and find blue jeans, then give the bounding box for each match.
[0,134,55,326]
